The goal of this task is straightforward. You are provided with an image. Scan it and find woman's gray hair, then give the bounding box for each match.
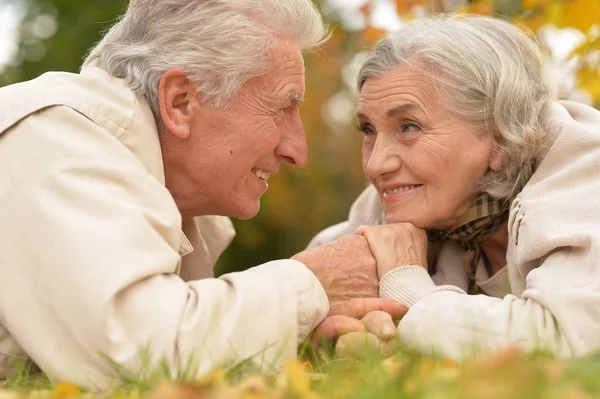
[84,0,328,119]
[358,14,555,201]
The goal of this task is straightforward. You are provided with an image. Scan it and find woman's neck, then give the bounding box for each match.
[479,222,509,277]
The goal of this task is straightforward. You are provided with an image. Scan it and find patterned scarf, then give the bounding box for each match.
[426,193,509,294]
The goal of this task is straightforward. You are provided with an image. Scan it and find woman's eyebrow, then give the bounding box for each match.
[386,103,417,118]
[356,103,418,120]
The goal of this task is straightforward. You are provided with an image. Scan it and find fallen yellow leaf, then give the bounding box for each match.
[52,383,79,399]
[284,360,311,395]
[0,390,23,399]
[147,382,203,399]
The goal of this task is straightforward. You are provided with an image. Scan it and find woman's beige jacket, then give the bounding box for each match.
[0,67,328,388]
[310,100,600,359]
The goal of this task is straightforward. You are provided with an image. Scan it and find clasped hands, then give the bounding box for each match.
[292,222,428,357]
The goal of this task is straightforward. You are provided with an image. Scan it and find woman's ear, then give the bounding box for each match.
[489,146,503,171]
[158,68,196,140]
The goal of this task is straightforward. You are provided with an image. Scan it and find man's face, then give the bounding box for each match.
[161,36,307,219]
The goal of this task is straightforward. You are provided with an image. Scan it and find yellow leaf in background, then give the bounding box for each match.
[52,383,79,399]
[522,0,548,9]
[514,12,547,32]
[578,67,600,101]
[360,3,371,17]
[361,26,388,44]
[562,0,600,32]
[395,0,423,15]
[546,0,564,26]
[457,0,495,15]
[572,36,600,55]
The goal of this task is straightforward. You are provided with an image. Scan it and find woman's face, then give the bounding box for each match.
[358,65,501,230]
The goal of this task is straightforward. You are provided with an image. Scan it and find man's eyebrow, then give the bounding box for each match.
[356,111,369,120]
[287,92,305,103]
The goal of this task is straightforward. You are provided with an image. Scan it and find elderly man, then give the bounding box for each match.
[0,0,404,389]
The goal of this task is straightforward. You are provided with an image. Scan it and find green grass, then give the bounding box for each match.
[3,346,600,398]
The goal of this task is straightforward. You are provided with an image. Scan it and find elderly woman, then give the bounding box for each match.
[311,14,600,359]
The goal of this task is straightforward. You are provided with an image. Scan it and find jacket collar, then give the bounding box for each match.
[80,66,167,186]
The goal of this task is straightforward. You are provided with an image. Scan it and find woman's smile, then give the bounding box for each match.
[381,184,423,203]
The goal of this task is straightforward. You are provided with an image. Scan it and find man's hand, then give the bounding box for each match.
[355,223,428,279]
[312,298,407,358]
[292,235,379,312]
[312,298,407,341]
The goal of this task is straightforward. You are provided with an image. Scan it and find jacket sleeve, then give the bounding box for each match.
[381,269,575,360]
[0,106,328,389]
[380,206,600,360]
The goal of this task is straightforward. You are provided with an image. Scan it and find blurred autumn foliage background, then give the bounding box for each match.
[1,0,598,275]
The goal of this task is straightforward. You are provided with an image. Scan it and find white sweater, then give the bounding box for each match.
[309,100,600,359]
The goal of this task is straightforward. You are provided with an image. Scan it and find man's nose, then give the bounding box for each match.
[276,114,308,167]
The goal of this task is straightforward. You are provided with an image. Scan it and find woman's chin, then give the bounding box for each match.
[384,213,418,226]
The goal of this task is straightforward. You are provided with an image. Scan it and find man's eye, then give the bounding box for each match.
[357,124,375,136]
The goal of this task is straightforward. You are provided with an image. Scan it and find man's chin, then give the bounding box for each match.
[231,201,261,220]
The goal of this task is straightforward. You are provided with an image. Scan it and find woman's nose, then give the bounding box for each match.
[365,136,402,181]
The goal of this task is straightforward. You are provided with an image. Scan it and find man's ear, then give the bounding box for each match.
[158,68,196,139]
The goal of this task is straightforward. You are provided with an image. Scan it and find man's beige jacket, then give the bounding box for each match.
[0,67,328,388]
[310,100,600,360]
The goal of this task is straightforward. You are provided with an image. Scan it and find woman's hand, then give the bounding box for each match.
[355,223,428,279]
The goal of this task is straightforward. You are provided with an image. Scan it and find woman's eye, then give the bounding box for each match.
[401,122,421,133]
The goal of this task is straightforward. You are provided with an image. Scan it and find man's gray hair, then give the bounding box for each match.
[84,0,328,118]
[358,14,554,201]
